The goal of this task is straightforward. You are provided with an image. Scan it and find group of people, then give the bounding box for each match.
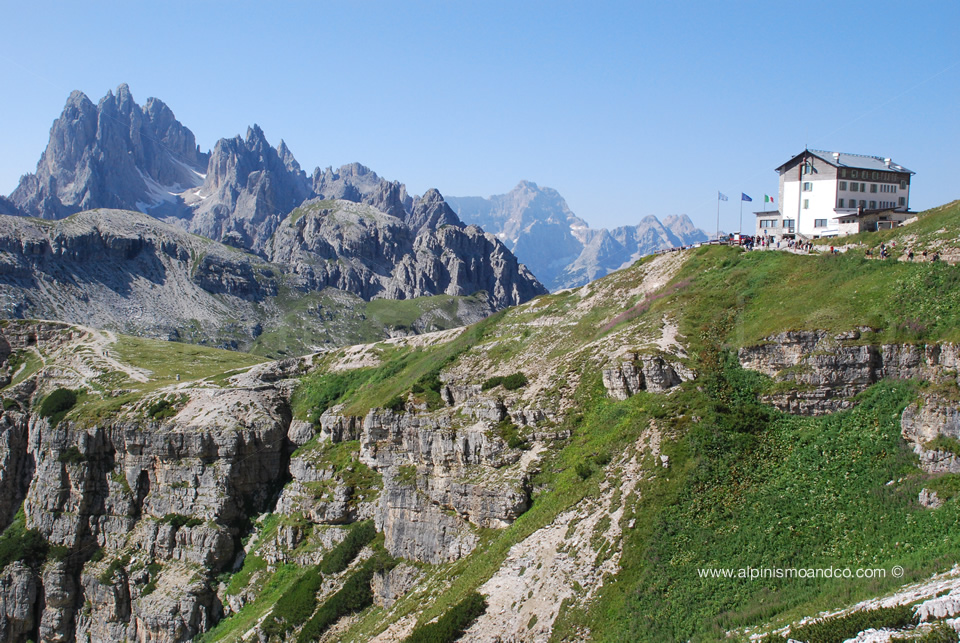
[739,235,813,253]
[738,236,942,262]
[864,242,939,261]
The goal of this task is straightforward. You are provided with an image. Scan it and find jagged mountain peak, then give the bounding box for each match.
[64,89,93,109]
[312,162,411,220]
[448,183,708,290]
[10,85,208,221]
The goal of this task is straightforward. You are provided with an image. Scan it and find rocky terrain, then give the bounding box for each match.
[447,180,709,290]
[2,200,960,641]
[0,207,535,356]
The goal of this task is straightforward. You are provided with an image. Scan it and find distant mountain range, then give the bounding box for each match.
[1,85,545,353]
[3,83,708,353]
[446,181,708,291]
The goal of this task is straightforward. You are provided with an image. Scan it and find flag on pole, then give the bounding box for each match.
[718,192,728,201]
[741,193,752,202]
[764,195,775,203]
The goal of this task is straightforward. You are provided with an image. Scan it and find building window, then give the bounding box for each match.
[851,170,858,178]
[869,200,876,209]
[837,198,845,208]
[760,219,778,228]
[802,182,813,191]
[841,169,848,178]
[849,183,857,192]
[803,199,810,209]
[893,185,897,193]
[814,219,827,227]
[901,180,907,189]
[899,197,906,206]
[783,219,795,229]
[872,172,879,180]
[859,200,866,208]
[870,184,878,193]
[839,181,847,190]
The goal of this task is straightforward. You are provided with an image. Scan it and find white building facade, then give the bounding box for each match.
[756,150,914,240]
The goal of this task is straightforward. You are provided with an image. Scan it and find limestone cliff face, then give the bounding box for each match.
[0,322,542,641]
[737,330,960,415]
[0,209,277,344]
[266,195,547,309]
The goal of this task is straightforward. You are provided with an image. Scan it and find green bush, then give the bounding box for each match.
[893,621,960,642]
[495,420,528,450]
[98,554,131,584]
[147,398,178,420]
[142,562,162,596]
[39,388,78,427]
[481,376,503,391]
[412,370,442,395]
[501,372,529,391]
[575,461,593,480]
[0,509,49,569]
[5,351,24,373]
[2,398,20,412]
[47,544,71,561]
[297,553,394,642]
[320,521,377,575]
[404,591,487,643]
[481,372,528,392]
[787,604,916,642]
[925,436,960,457]
[159,514,203,530]
[57,446,86,464]
[261,566,324,637]
[384,395,405,412]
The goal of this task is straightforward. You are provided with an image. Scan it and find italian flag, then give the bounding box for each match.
[764,195,775,203]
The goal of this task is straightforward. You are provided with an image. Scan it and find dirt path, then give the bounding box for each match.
[69,324,150,383]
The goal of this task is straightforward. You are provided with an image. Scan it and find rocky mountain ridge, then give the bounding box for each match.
[446,180,709,290]
[0,207,540,355]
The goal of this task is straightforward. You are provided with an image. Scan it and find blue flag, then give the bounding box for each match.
[741,193,753,202]
[718,192,728,201]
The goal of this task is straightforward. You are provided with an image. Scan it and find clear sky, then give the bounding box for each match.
[1,1,958,233]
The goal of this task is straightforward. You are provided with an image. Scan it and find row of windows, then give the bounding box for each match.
[759,219,778,228]
[839,181,901,193]
[838,198,906,209]
[803,180,906,192]
[840,168,904,183]
[814,219,828,227]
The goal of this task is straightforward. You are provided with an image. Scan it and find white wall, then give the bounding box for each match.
[782,178,838,236]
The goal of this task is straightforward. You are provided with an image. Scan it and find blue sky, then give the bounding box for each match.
[1,1,958,233]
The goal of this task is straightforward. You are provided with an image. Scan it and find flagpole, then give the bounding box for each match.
[716,192,720,241]
[739,198,743,236]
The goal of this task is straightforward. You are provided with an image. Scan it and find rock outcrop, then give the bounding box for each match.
[602,351,694,400]
[266,196,547,309]
[901,392,960,473]
[738,330,960,415]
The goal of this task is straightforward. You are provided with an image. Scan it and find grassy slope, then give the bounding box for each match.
[30,200,960,640]
[812,199,960,253]
[319,201,960,640]
[251,289,487,359]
